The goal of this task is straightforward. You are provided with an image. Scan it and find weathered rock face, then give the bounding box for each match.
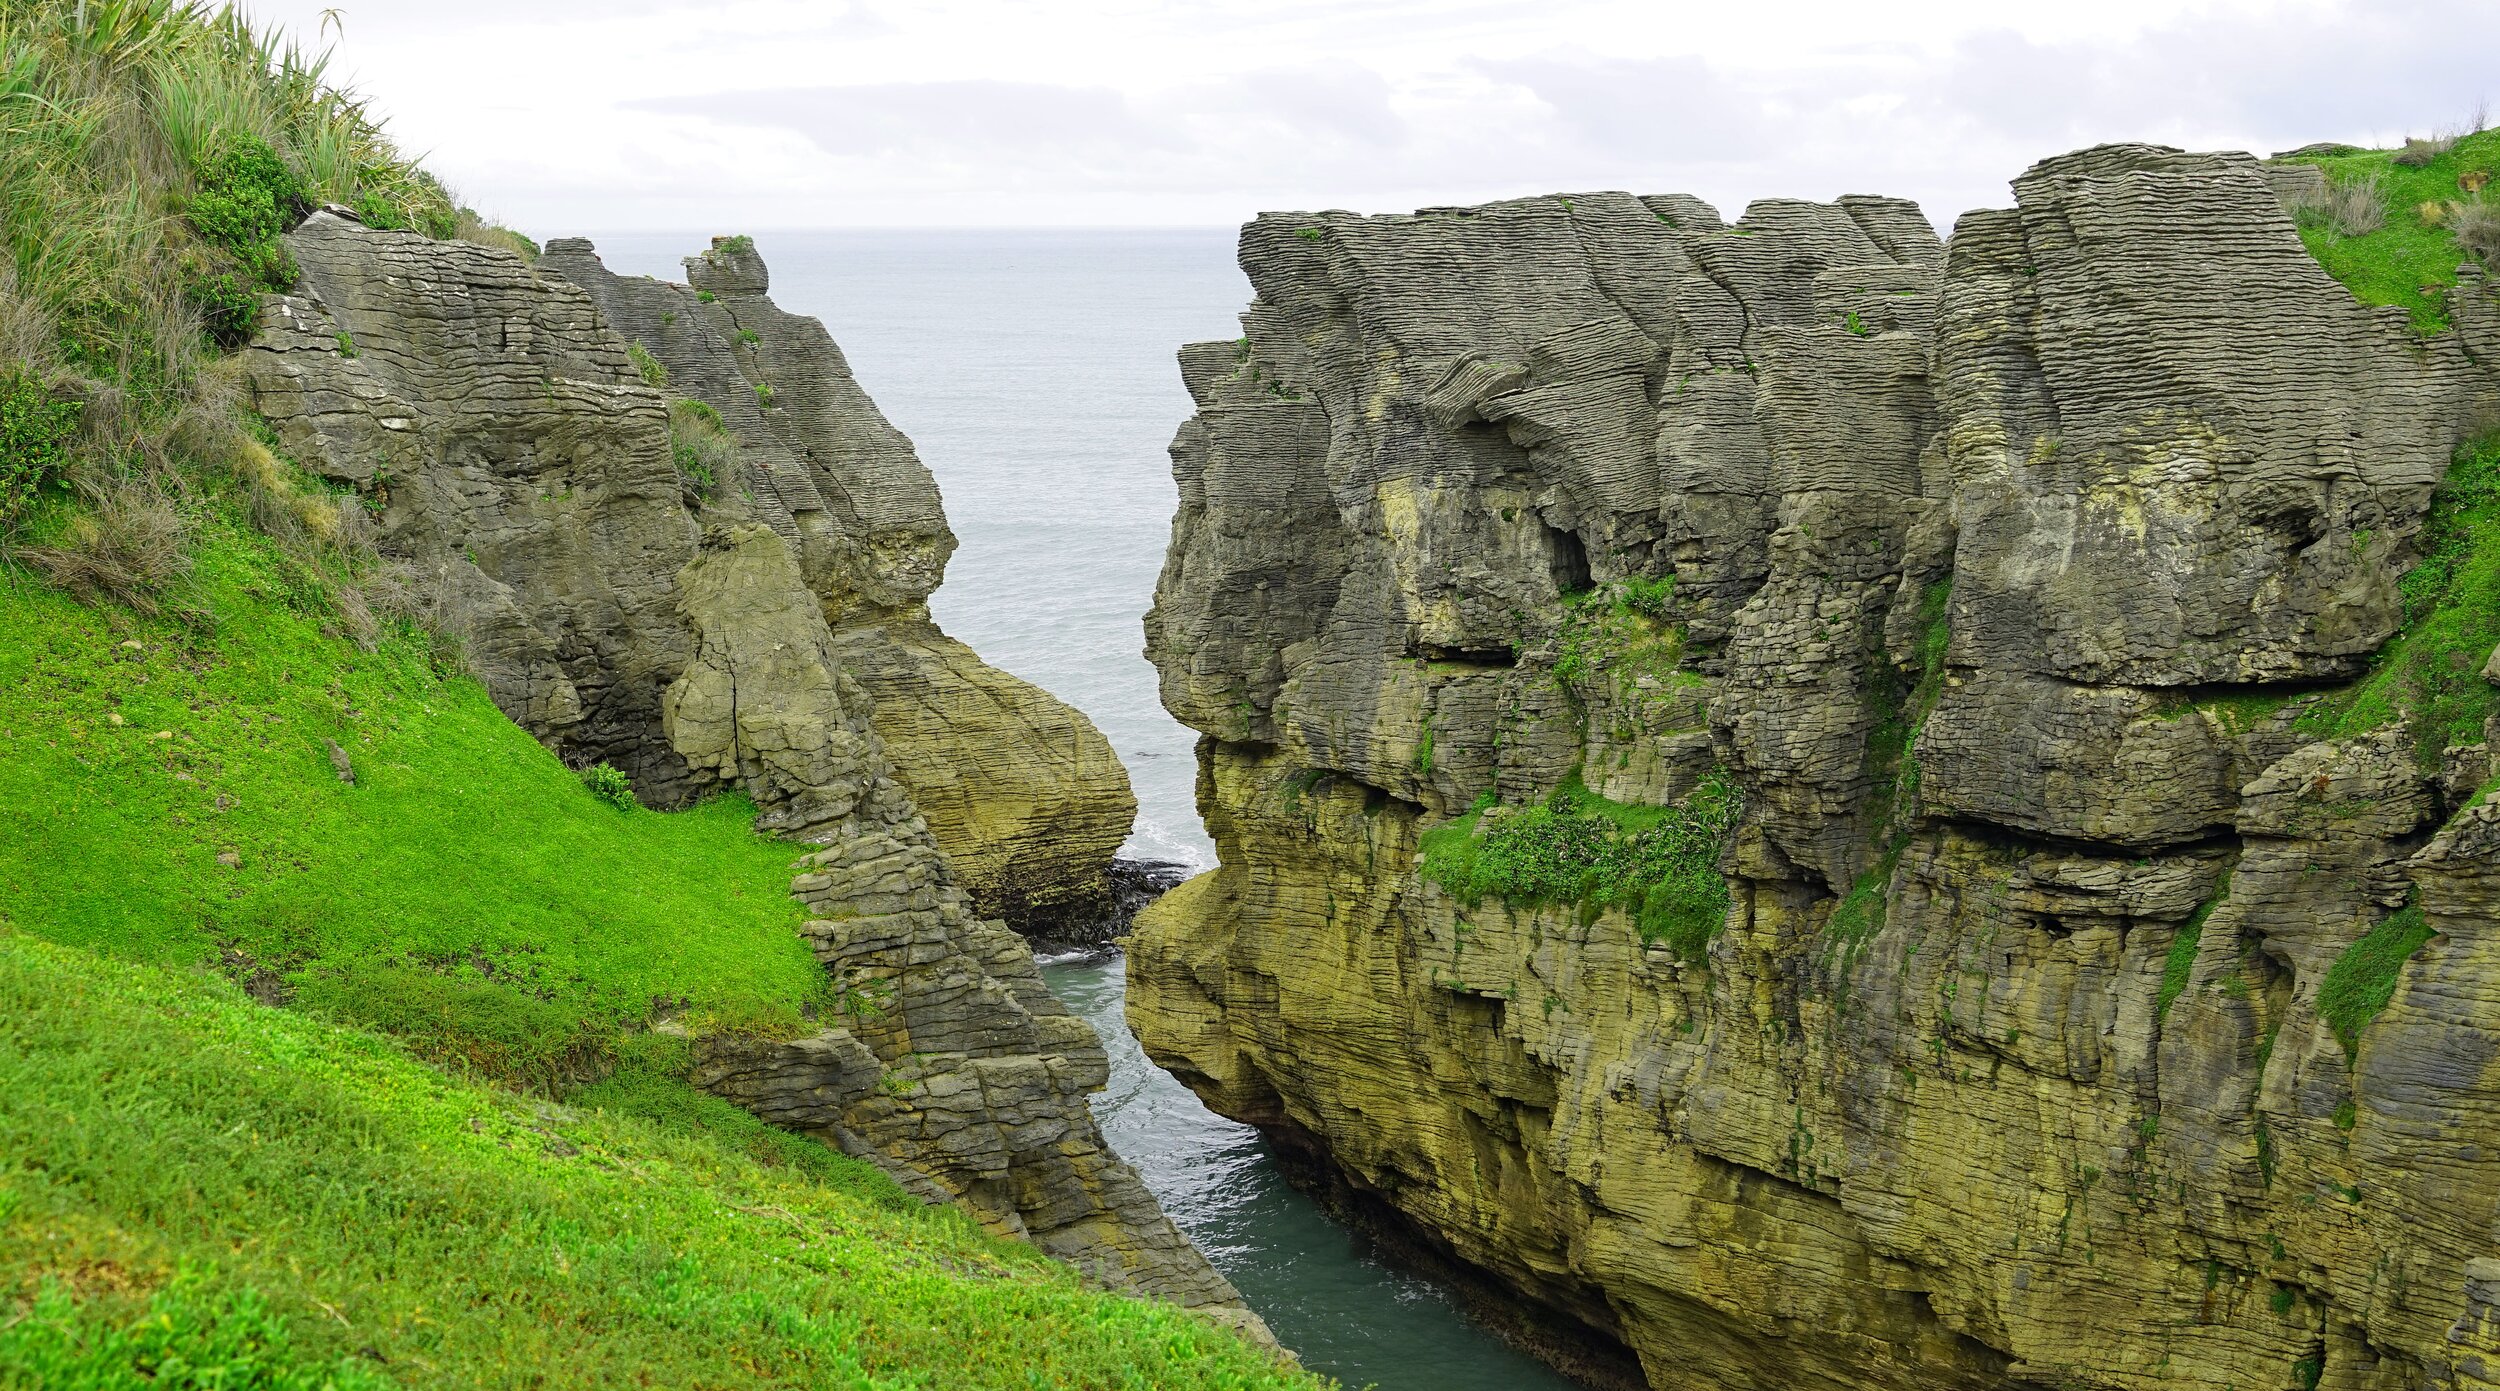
[535,236,1135,929]
[241,213,1249,1332]
[1133,144,2500,1389]
[246,216,1131,928]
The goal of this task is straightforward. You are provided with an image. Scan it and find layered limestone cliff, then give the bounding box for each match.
[239,213,1252,1332]
[1132,145,2500,1388]
[537,237,1134,930]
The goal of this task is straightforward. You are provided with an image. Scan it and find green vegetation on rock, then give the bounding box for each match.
[0,933,1316,1390]
[2156,873,2232,1025]
[2283,124,2500,332]
[668,397,735,496]
[1827,577,1953,953]
[2300,433,2500,762]
[2318,903,2437,1058]
[1419,771,1742,960]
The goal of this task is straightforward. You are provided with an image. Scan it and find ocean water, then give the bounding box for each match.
[584,229,1584,1391]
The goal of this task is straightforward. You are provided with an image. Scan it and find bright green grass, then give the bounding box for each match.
[0,522,831,1090]
[2317,904,2437,1059]
[0,933,1320,1390]
[1419,772,1741,960]
[2285,126,2500,333]
[2299,434,2500,765]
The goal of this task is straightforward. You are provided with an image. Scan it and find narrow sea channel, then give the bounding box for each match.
[590,228,1584,1389]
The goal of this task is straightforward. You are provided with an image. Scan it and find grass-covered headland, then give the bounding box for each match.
[0,4,1314,1386]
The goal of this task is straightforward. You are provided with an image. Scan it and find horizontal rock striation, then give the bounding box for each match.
[536,237,1134,931]
[241,214,1249,1331]
[1132,144,2500,1389]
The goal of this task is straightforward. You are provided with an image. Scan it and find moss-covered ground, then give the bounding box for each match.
[0,526,1318,1387]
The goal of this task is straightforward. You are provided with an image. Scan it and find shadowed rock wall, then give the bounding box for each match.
[1133,145,2500,1388]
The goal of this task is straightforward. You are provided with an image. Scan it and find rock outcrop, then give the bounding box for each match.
[1132,145,2500,1389]
[537,237,1134,930]
[240,214,1250,1333]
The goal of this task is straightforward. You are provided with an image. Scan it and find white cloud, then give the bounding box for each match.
[239,0,2500,234]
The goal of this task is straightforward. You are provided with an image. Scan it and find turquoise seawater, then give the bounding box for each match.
[585,229,1585,1391]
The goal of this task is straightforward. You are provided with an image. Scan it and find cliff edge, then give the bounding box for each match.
[1132,143,2500,1388]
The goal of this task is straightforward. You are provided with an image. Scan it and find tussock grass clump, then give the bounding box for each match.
[2284,168,2386,237]
[1420,772,1743,961]
[453,205,539,262]
[668,396,736,498]
[625,339,667,388]
[2392,134,2459,168]
[21,477,191,613]
[2455,199,2500,264]
[0,0,528,618]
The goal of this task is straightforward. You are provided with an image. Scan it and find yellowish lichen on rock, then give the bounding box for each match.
[1135,152,2500,1389]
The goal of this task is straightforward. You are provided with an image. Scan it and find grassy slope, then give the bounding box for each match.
[0,521,828,1086]
[2286,126,2500,332]
[0,528,1319,1388]
[0,932,1309,1391]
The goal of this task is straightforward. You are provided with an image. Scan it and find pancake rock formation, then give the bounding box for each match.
[238,215,1247,1332]
[1131,144,2500,1389]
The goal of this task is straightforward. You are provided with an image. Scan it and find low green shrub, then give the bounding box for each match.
[582,761,635,810]
[187,138,304,282]
[0,373,81,534]
[182,137,305,349]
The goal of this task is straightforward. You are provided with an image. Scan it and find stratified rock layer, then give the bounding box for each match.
[241,214,1247,1331]
[1132,145,2500,1389]
[536,237,1135,930]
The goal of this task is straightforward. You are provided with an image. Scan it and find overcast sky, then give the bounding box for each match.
[240,0,2497,239]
